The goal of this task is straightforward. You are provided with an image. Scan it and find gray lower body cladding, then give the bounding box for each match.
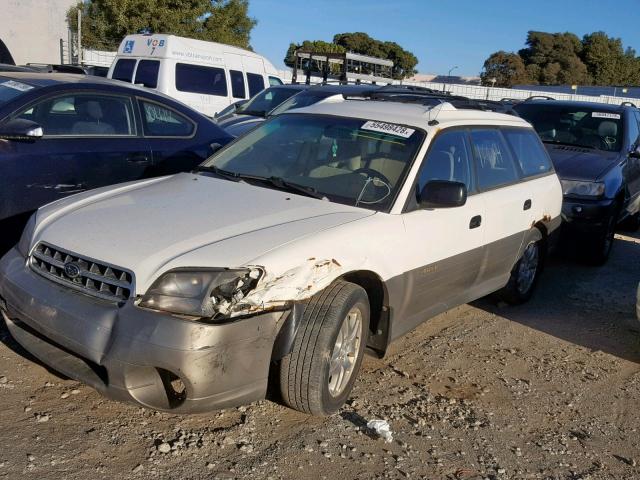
[0,248,283,414]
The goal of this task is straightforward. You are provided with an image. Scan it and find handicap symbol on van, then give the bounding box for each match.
[123,40,135,54]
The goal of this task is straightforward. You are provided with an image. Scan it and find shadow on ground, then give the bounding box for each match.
[474,230,640,363]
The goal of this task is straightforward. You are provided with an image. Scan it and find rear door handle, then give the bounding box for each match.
[127,154,150,165]
[469,215,482,229]
[523,199,532,210]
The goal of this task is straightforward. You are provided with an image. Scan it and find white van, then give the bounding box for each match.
[107,34,284,117]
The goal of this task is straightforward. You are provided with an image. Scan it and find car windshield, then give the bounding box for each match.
[0,79,36,107]
[202,113,425,211]
[514,103,624,152]
[269,90,334,116]
[237,87,302,117]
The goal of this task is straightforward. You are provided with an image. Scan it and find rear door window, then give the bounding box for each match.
[230,70,246,99]
[246,73,265,97]
[469,129,520,190]
[502,128,553,177]
[112,59,136,82]
[134,60,160,88]
[140,100,195,137]
[175,63,227,96]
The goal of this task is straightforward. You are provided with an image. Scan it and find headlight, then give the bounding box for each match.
[17,213,37,257]
[560,180,605,197]
[138,268,262,318]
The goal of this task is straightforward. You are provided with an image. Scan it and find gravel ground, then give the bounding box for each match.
[1,230,639,480]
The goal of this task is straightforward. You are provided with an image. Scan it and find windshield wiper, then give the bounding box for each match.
[542,140,596,150]
[192,165,241,181]
[237,174,327,200]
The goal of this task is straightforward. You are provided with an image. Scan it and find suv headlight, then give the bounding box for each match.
[138,268,262,318]
[17,213,37,257]
[560,180,605,198]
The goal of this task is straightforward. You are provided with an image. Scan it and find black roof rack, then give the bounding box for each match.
[342,89,520,116]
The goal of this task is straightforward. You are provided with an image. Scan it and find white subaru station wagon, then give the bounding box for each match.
[0,95,562,415]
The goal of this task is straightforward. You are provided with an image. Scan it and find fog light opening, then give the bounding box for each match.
[157,368,187,408]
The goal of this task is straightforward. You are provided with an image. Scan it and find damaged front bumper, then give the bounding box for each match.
[0,247,286,413]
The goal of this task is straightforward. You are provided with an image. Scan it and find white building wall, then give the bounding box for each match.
[1,0,76,65]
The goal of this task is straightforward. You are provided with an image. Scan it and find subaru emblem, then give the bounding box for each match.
[64,262,81,279]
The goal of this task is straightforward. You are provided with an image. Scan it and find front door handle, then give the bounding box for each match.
[469,215,482,229]
[523,199,532,210]
[127,154,150,165]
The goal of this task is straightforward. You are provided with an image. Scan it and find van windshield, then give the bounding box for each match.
[202,113,425,211]
[237,87,302,117]
[514,103,624,152]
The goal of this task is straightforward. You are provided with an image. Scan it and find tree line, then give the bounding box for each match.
[481,31,640,87]
[68,0,256,51]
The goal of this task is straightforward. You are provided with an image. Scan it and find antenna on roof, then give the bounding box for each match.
[427,102,454,126]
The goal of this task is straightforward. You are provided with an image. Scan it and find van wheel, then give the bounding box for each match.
[500,240,542,305]
[279,280,369,416]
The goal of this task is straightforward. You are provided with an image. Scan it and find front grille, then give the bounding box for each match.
[30,242,134,302]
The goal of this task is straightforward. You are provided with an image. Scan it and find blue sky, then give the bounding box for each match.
[248,0,640,76]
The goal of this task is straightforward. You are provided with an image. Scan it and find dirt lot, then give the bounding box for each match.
[1,231,639,480]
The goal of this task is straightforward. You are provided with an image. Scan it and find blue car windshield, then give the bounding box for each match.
[0,79,36,107]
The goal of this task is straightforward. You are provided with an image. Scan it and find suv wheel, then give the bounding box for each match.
[500,240,542,304]
[279,280,369,416]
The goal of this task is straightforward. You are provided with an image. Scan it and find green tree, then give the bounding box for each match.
[518,31,590,85]
[581,31,638,85]
[480,51,529,87]
[67,0,257,51]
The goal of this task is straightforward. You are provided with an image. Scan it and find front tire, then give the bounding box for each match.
[279,280,369,416]
[584,210,618,265]
[499,240,543,305]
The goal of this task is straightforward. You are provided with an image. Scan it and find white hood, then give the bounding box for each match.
[32,173,373,292]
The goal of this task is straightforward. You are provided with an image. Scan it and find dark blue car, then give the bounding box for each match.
[0,73,232,250]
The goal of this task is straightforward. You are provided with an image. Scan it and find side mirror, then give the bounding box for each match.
[0,118,43,141]
[419,180,467,208]
[630,145,640,159]
[210,142,223,154]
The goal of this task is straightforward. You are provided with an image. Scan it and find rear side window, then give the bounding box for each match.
[175,63,227,96]
[112,59,136,82]
[140,100,194,137]
[503,128,553,177]
[246,73,265,97]
[269,76,283,86]
[134,60,160,88]
[469,129,519,190]
[230,70,246,99]
[417,129,473,191]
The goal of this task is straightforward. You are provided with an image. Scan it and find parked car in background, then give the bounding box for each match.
[514,99,640,264]
[223,83,381,137]
[108,34,284,117]
[216,84,309,134]
[0,72,233,252]
[26,63,110,77]
[0,96,561,416]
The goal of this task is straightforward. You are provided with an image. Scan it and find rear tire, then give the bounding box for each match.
[499,240,543,305]
[279,280,369,416]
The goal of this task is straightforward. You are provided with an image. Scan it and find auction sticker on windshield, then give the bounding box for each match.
[361,121,415,138]
[592,112,621,120]
[1,80,34,92]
